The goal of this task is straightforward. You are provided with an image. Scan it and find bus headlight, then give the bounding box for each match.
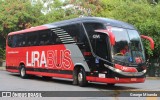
[142,69,147,73]
[115,68,122,73]
[104,64,122,73]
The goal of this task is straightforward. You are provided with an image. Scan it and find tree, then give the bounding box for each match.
[0,0,43,38]
[62,0,160,58]
[0,0,160,60]
[0,0,43,59]
[63,0,103,16]
[98,0,160,58]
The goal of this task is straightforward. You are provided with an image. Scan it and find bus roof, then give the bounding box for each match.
[8,17,136,36]
[47,17,136,29]
[8,25,48,35]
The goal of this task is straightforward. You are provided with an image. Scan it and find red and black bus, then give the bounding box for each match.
[6,17,154,86]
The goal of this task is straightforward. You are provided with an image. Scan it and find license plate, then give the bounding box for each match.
[131,78,137,81]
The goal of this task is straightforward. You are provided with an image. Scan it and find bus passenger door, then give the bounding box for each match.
[91,32,111,73]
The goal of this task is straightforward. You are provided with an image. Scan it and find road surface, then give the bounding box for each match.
[0,70,160,100]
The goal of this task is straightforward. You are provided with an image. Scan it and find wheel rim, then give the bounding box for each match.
[21,67,25,77]
[78,72,83,82]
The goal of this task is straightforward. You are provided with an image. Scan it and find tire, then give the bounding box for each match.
[19,65,27,79]
[72,69,78,85]
[77,68,87,87]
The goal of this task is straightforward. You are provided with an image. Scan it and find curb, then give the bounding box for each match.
[146,77,160,80]
[0,66,6,71]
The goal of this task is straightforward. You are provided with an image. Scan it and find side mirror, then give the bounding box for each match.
[141,35,154,50]
[95,30,115,46]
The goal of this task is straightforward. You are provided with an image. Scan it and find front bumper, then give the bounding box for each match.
[104,64,146,77]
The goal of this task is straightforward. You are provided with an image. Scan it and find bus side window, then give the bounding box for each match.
[39,30,50,45]
[61,24,81,43]
[12,35,18,47]
[8,36,13,47]
[26,32,38,46]
[84,22,105,37]
[50,30,62,44]
[83,22,111,61]
[49,30,55,44]
[17,34,25,47]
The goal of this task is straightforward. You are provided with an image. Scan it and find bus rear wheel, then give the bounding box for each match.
[77,68,87,87]
[19,65,27,79]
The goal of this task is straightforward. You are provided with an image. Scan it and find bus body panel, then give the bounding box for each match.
[6,44,75,77]
[86,76,145,83]
[6,17,152,84]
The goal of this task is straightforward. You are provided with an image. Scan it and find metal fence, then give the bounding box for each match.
[147,58,160,77]
[0,57,2,66]
[0,56,6,67]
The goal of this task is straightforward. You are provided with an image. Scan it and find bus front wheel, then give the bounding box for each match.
[77,68,87,87]
[19,65,27,79]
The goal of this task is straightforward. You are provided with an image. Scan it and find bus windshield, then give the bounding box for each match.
[111,27,145,65]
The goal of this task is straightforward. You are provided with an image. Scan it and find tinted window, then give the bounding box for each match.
[26,32,38,46]
[17,34,26,47]
[84,23,110,60]
[50,29,63,44]
[84,22,105,38]
[8,30,56,47]
[8,34,25,47]
[60,24,82,43]
[8,26,84,48]
[8,35,13,47]
[39,30,51,45]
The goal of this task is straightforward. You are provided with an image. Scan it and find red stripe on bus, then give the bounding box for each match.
[86,76,145,83]
[26,71,73,79]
